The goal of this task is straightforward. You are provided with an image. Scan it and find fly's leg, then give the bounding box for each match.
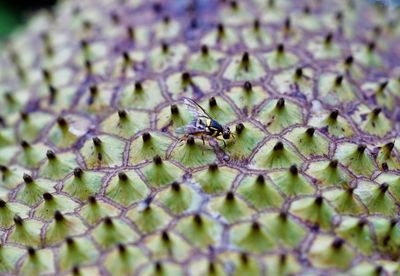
[200,136,205,155]
[178,134,189,145]
[216,137,227,148]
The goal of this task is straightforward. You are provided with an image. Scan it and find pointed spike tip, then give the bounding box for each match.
[217,23,224,35]
[181,72,191,83]
[236,123,245,135]
[171,181,180,192]
[251,221,260,231]
[72,266,80,275]
[0,165,8,173]
[305,127,315,136]
[73,167,83,178]
[276,98,285,109]
[390,218,398,228]
[66,236,74,245]
[372,107,382,117]
[46,150,56,160]
[153,155,163,165]
[315,195,323,205]
[201,45,209,55]
[21,140,30,149]
[347,186,355,194]
[27,246,36,256]
[23,174,33,184]
[279,210,288,220]
[117,243,126,253]
[345,55,354,66]
[92,137,102,147]
[208,262,216,273]
[273,141,284,151]
[279,253,287,264]
[241,52,250,70]
[104,216,113,226]
[118,110,127,119]
[142,132,151,142]
[43,192,53,201]
[335,75,344,86]
[135,81,143,91]
[193,214,202,225]
[253,19,260,30]
[329,159,338,168]
[226,191,234,201]
[14,215,23,225]
[325,32,333,44]
[357,218,367,228]
[329,110,339,120]
[357,144,366,153]
[209,163,218,171]
[243,81,252,92]
[161,230,170,242]
[379,182,389,193]
[209,96,217,107]
[295,67,303,79]
[289,164,298,175]
[384,142,395,151]
[118,172,128,181]
[256,174,265,184]
[187,136,195,145]
[161,42,169,53]
[88,196,97,204]
[240,252,249,264]
[277,43,284,53]
[54,210,64,221]
[57,117,68,128]
[170,104,179,115]
[332,238,344,249]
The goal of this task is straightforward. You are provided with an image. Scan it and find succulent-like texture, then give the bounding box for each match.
[0,0,400,274]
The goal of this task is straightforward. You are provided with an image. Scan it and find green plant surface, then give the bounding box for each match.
[0,0,399,274]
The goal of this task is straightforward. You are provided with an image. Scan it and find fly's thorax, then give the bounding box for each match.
[210,119,223,131]
[207,119,223,137]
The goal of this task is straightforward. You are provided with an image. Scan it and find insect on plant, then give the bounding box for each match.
[175,98,233,147]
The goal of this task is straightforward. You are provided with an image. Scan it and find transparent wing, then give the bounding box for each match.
[175,119,206,135]
[175,126,187,135]
[175,98,211,135]
[183,98,211,119]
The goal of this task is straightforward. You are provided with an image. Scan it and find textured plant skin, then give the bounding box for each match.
[0,0,400,275]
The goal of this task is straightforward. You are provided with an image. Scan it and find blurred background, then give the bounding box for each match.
[0,0,56,39]
[0,0,399,40]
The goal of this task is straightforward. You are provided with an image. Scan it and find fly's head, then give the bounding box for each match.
[222,126,231,139]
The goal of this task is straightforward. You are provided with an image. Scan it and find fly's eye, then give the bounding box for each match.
[223,132,230,139]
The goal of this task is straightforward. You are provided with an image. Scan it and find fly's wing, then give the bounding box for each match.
[175,126,187,135]
[175,123,205,135]
[183,98,212,120]
[175,98,210,135]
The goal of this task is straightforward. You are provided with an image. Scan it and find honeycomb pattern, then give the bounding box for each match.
[0,0,400,274]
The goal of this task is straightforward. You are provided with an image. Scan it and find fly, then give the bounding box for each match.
[175,98,232,147]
